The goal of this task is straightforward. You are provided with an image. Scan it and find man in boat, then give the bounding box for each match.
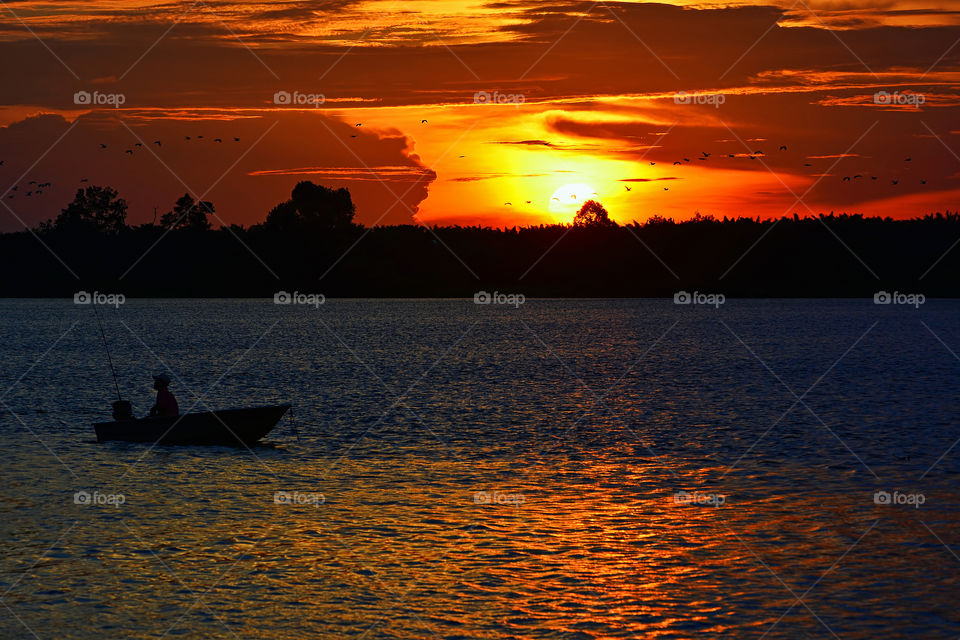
[149,373,180,417]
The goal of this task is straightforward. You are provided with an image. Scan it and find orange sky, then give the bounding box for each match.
[1,0,959,229]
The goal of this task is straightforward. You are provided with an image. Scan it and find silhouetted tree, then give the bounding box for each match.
[573,200,616,228]
[55,186,128,233]
[265,181,356,231]
[6,207,960,297]
[644,215,674,226]
[160,193,214,230]
[263,200,299,233]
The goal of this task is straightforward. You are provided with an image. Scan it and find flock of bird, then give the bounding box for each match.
[4,179,56,200]
[645,144,928,187]
[1,119,437,202]
[2,134,248,200]
[1,129,933,208]
[98,134,243,156]
[0,119,436,203]
[502,143,931,207]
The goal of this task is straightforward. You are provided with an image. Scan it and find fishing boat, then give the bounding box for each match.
[94,404,292,446]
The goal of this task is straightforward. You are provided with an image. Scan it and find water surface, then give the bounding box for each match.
[2,299,959,638]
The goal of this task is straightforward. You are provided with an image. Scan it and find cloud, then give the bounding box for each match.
[447,172,555,182]
[0,110,435,230]
[490,139,556,147]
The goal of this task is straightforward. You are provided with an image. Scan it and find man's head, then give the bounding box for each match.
[152,373,171,391]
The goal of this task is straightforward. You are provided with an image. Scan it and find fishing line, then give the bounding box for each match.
[90,301,121,402]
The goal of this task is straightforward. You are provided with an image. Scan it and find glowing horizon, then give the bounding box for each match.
[0,0,958,230]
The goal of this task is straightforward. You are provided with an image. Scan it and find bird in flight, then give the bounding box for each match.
[421,120,428,124]
[214,138,222,143]
[673,161,681,165]
[624,185,632,191]
[355,123,362,127]
[99,143,107,149]
[779,145,787,151]
[234,137,240,142]
[551,197,560,201]
[134,143,143,147]
[154,140,162,147]
[504,202,512,206]
[649,162,656,166]
[125,149,133,155]
[891,179,899,185]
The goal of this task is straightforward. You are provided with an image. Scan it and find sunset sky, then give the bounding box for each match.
[1,0,959,229]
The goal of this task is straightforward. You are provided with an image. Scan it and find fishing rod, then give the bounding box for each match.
[90,300,122,402]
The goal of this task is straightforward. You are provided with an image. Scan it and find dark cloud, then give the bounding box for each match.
[0,110,434,230]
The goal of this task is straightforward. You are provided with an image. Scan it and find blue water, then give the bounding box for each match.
[1,299,959,638]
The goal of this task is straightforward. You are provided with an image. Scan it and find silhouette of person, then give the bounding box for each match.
[149,373,179,417]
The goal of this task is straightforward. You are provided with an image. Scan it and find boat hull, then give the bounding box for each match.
[94,404,291,446]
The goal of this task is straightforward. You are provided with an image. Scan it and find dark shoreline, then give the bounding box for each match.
[3,213,958,297]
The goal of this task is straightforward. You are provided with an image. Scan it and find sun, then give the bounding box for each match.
[548,183,599,218]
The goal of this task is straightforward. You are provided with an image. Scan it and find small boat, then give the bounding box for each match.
[94,404,292,446]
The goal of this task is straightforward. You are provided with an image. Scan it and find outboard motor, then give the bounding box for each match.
[112,400,133,421]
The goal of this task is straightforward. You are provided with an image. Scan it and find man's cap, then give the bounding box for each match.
[153,373,171,386]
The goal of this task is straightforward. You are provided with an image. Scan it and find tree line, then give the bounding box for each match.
[2,181,959,297]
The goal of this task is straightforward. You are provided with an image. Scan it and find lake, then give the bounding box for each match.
[1,298,959,639]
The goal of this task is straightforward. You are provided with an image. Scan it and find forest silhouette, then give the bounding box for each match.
[2,181,958,297]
